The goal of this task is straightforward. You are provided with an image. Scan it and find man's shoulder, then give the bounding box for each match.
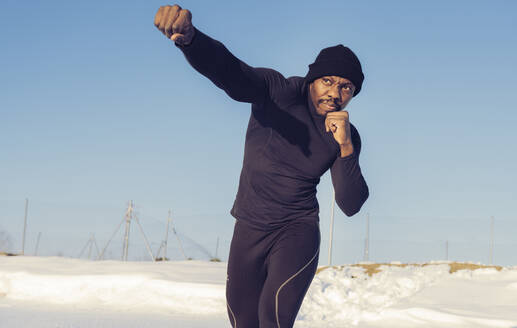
[253,68,306,100]
[286,75,306,89]
[253,68,303,87]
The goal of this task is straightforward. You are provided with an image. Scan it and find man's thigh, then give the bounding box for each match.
[258,220,320,328]
[226,220,269,328]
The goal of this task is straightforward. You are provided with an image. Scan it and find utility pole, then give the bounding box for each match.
[21,198,29,255]
[155,209,188,261]
[99,201,155,261]
[155,210,174,261]
[215,237,219,259]
[163,210,171,260]
[88,235,93,259]
[489,216,494,265]
[445,240,449,261]
[34,232,42,256]
[122,201,134,261]
[328,189,336,266]
[363,213,370,261]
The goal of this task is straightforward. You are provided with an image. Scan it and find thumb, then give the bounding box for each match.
[171,33,184,44]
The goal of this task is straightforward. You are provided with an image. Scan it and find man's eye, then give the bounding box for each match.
[322,78,331,84]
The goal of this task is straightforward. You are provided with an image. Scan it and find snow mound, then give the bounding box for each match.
[1,256,517,327]
[297,264,450,327]
[0,256,226,315]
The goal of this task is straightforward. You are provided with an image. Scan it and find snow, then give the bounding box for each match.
[298,264,517,327]
[1,256,517,327]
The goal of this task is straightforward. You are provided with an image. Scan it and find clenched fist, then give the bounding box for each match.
[325,111,354,157]
[154,4,195,46]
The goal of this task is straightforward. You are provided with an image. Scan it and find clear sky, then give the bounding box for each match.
[1,0,516,265]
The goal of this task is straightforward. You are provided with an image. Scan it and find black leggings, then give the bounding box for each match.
[226,219,320,328]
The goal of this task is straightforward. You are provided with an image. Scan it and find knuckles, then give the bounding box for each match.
[181,9,192,19]
[155,5,193,40]
[326,111,349,120]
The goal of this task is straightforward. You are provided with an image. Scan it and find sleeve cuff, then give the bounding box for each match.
[337,151,358,161]
[174,27,202,53]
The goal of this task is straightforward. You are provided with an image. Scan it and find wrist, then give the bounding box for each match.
[339,143,354,157]
[183,28,196,46]
[174,27,196,47]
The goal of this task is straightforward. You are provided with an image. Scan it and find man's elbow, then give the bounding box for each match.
[337,188,369,217]
[340,203,362,217]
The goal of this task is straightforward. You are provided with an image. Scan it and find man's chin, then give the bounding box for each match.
[315,108,328,116]
[316,106,338,116]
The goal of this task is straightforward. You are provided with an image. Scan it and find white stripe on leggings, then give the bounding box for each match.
[227,301,237,328]
[275,249,319,328]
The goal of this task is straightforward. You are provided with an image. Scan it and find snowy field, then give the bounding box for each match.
[1,256,517,328]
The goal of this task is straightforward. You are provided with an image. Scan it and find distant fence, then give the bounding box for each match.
[319,214,517,267]
[2,208,515,266]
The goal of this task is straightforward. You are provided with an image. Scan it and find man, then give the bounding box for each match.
[154,4,369,327]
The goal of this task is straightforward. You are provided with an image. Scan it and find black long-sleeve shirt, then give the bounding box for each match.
[178,29,369,230]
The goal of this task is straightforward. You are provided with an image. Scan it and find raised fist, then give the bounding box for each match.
[325,111,354,157]
[154,4,195,46]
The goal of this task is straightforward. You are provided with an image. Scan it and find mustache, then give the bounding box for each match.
[319,99,338,106]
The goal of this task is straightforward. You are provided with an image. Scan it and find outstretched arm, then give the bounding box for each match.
[154,4,267,104]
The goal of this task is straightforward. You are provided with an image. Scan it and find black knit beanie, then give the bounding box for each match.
[305,45,364,96]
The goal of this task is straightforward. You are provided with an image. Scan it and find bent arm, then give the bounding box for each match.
[176,28,267,104]
[330,154,369,217]
[330,125,369,216]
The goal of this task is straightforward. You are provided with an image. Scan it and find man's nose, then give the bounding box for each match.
[327,86,341,102]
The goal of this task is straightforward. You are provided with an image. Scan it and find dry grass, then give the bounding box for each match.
[0,252,19,256]
[316,262,503,276]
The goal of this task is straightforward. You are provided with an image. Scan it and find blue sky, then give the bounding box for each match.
[1,0,516,265]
